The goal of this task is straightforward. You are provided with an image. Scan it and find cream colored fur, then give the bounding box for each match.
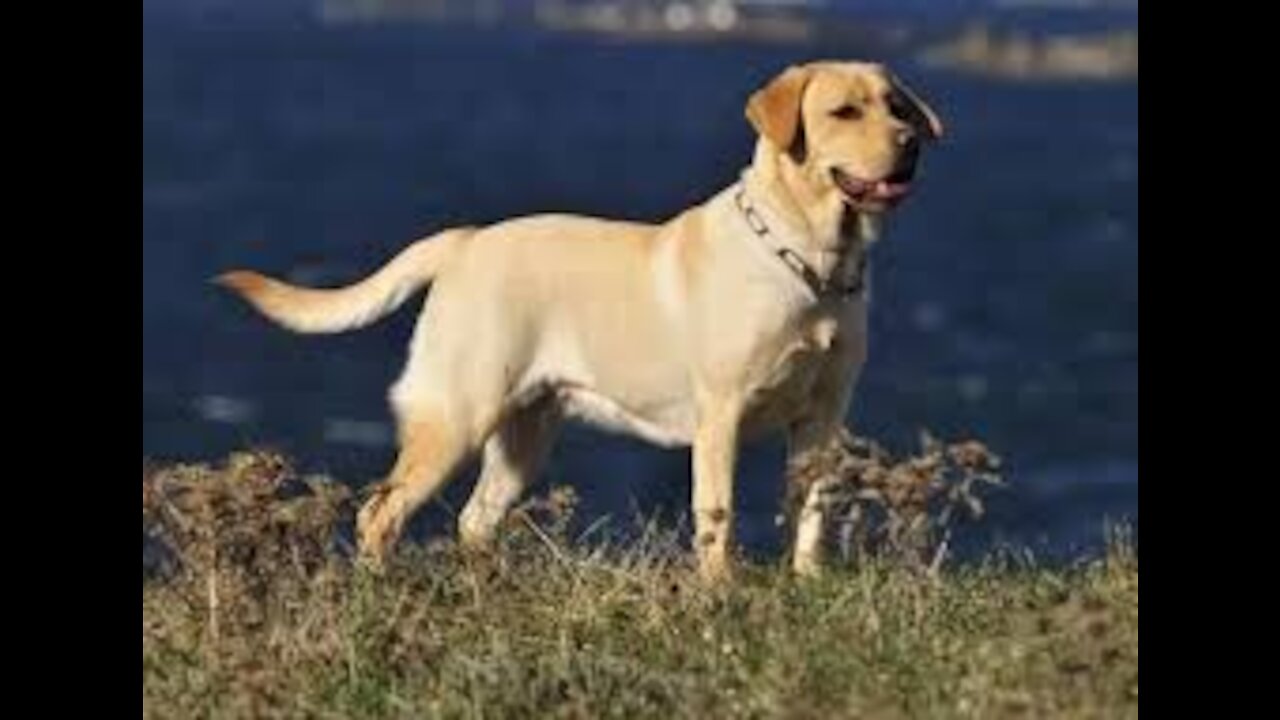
[217,61,943,580]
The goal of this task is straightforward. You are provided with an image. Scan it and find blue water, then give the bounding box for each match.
[143,6,1137,562]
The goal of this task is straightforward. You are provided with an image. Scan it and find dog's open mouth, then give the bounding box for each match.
[831,167,913,208]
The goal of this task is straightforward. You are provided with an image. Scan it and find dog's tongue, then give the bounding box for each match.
[835,169,912,203]
[873,180,911,200]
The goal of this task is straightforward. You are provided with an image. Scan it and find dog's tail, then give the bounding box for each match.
[214,228,471,334]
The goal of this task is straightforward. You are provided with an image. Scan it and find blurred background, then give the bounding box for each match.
[143,0,1138,562]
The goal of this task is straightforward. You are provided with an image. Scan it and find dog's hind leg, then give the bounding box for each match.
[458,397,561,550]
[355,411,482,568]
[355,290,532,566]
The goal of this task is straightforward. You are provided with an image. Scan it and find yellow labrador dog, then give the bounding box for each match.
[217,61,942,580]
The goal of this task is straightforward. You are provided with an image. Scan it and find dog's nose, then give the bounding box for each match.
[890,136,920,181]
[895,128,917,149]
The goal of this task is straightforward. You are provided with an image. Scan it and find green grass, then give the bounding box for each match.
[142,452,1137,719]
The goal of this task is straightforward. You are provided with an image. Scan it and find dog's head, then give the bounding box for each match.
[746,61,943,215]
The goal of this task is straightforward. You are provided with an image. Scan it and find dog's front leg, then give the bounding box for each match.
[786,329,866,577]
[786,415,845,577]
[692,395,744,582]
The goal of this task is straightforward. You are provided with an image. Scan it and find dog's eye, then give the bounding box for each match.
[830,104,863,120]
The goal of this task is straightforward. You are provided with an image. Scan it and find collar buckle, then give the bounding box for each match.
[732,182,867,302]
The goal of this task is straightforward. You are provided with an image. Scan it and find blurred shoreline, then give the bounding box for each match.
[920,23,1137,81]
[315,0,1137,81]
[319,0,851,46]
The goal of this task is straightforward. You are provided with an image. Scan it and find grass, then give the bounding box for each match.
[142,449,1137,719]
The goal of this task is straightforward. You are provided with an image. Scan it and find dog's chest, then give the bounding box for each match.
[743,314,842,426]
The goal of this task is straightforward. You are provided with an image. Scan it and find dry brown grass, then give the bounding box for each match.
[142,440,1137,719]
[786,428,1003,573]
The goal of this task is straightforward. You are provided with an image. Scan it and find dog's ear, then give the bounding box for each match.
[885,70,944,142]
[745,64,814,155]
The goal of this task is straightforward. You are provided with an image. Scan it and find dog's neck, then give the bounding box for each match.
[738,140,880,292]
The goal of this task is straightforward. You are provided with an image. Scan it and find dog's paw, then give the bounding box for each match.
[791,554,825,580]
[695,551,737,585]
[354,548,389,577]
